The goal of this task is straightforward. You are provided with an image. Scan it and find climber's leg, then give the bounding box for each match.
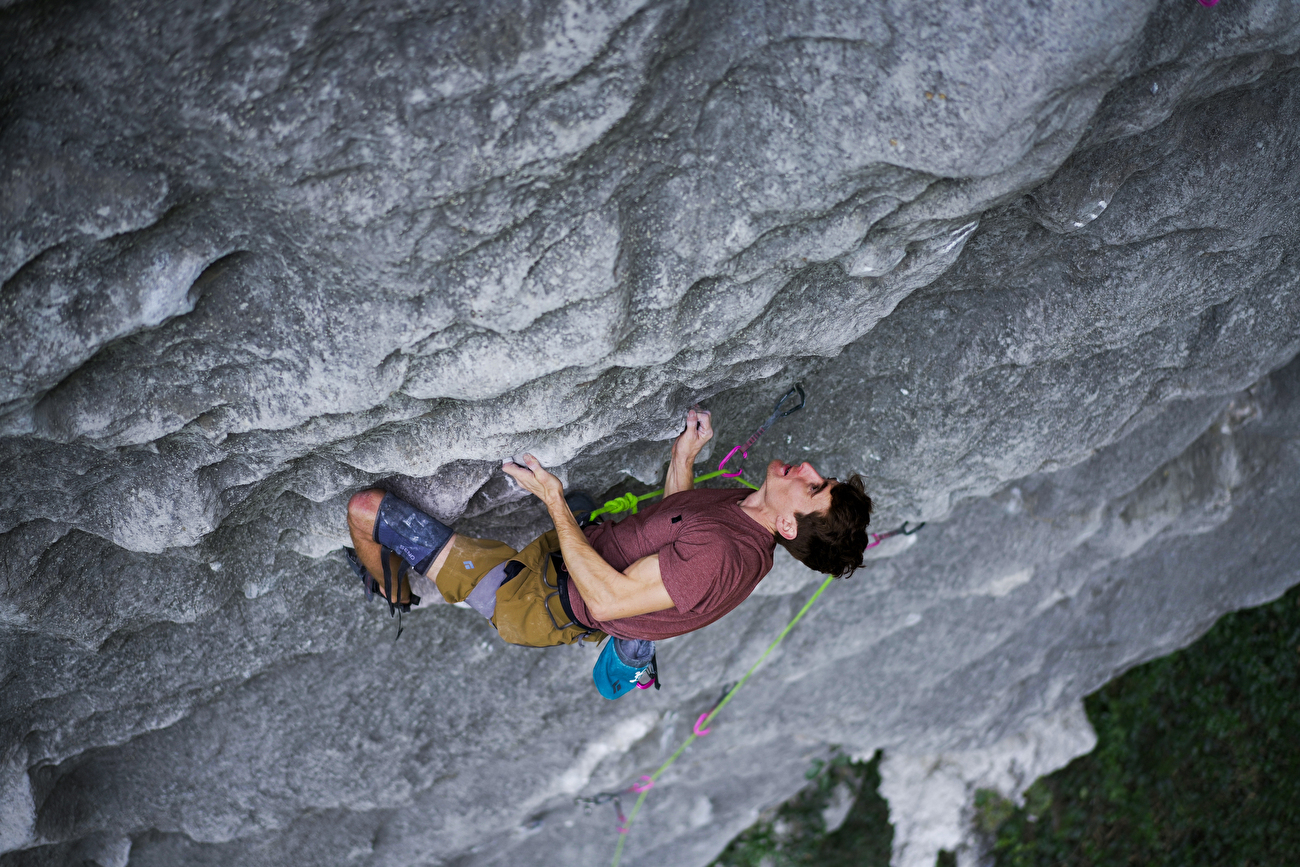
[431,535,522,604]
[343,489,598,650]
[347,489,457,604]
[437,529,604,647]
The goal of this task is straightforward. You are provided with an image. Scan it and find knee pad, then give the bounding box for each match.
[373,493,454,574]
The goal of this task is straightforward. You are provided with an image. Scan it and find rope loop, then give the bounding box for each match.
[600,493,641,516]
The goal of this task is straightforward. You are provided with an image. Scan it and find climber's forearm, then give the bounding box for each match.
[549,501,622,608]
[662,451,696,499]
[664,407,712,499]
[547,500,673,621]
[500,453,672,620]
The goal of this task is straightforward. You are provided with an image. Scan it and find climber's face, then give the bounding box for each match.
[763,460,836,540]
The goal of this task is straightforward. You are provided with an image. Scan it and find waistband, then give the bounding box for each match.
[551,552,591,630]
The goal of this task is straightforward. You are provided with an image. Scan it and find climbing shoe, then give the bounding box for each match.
[344,547,376,601]
[566,490,598,527]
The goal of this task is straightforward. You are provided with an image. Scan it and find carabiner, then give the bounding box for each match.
[718,443,747,478]
[772,383,806,420]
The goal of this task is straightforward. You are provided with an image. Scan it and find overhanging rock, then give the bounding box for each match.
[1,2,1299,866]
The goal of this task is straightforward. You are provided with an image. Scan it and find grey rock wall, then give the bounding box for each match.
[1,1,1298,866]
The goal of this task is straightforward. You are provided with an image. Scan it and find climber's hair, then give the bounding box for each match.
[774,474,873,579]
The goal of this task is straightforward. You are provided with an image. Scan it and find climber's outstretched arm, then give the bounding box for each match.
[663,406,713,499]
[502,455,674,621]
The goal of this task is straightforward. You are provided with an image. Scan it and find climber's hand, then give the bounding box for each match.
[672,406,713,462]
[502,454,565,509]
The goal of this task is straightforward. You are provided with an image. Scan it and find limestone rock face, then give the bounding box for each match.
[2,1,1299,866]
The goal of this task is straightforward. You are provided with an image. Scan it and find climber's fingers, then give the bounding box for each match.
[503,454,564,506]
[675,407,713,461]
[693,407,713,442]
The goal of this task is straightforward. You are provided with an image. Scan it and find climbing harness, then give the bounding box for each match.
[718,383,806,478]
[542,552,596,641]
[588,383,806,521]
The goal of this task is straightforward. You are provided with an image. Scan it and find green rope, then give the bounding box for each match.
[609,572,838,867]
[589,470,757,519]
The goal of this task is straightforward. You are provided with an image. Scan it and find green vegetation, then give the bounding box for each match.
[987,583,1300,866]
[709,749,893,867]
[974,787,1018,837]
[710,583,1300,867]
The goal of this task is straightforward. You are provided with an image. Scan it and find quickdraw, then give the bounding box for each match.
[692,683,735,737]
[866,520,925,549]
[718,383,806,478]
[575,791,629,834]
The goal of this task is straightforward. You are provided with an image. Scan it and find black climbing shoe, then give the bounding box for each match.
[566,491,598,527]
[344,546,419,639]
[344,547,375,601]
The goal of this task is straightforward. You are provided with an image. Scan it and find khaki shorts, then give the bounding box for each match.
[434,529,605,647]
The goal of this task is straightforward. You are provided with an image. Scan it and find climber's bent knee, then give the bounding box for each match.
[372,492,454,575]
[347,489,385,535]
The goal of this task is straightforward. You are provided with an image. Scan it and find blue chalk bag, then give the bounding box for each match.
[593,637,659,700]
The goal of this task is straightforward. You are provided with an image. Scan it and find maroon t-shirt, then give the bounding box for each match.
[568,487,776,640]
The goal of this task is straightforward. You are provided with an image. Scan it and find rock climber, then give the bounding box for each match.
[344,408,874,646]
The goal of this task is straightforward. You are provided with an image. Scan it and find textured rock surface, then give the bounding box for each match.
[2,1,1299,865]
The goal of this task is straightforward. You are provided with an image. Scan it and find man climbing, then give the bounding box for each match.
[345,408,873,646]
